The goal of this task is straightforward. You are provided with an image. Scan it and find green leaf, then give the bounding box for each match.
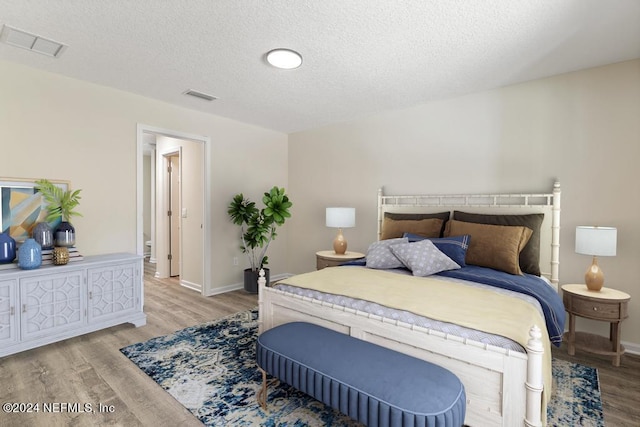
[228,187,292,267]
[35,179,82,222]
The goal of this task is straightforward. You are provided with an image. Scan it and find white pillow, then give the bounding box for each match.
[389,239,460,277]
[365,238,408,269]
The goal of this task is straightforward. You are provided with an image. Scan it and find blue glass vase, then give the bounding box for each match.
[18,238,42,270]
[33,222,54,250]
[0,232,16,264]
[55,221,76,247]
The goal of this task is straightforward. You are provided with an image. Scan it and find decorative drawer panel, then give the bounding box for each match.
[87,262,138,322]
[20,271,85,340]
[564,294,623,321]
[0,279,18,344]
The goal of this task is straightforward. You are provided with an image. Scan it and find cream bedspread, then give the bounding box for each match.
[279,266,552,407]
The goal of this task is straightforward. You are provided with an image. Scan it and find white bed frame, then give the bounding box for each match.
[259,182,561,427]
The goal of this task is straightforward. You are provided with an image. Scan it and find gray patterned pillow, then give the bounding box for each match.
[389,239,460,277]
[365,238,408,269]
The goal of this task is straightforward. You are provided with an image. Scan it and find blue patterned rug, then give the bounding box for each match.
[120,309,603,426]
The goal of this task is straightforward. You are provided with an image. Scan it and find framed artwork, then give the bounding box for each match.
[0,178,70,240]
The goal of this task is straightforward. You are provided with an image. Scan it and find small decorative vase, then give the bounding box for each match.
[32,222,54,250]
[18,238,42,270]
[55,221,76,247]
[0,232,17,264]
[52,246,70,265]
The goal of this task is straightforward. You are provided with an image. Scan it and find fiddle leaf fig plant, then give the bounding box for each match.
[35,179,83,223]
[228,186,292,271]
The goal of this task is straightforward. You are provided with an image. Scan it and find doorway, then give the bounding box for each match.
[136,124,211,295]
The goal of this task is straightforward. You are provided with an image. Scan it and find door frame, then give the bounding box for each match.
[136,124,211,296]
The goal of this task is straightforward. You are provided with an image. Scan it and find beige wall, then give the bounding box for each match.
[287,60,640,348]
[0,60,289,292]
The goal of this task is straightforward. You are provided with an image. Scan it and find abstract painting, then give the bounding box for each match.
[0,178,69,240]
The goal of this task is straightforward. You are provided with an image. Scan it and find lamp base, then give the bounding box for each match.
[333,229,347,255]
[585,256,604,291]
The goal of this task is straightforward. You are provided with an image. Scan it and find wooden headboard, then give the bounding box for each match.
[377,182,561,288]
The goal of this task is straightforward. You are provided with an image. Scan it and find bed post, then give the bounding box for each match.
[524,325,544,427]
[258,269,267,334]
[377,187,384,241]
[550,181,561,287]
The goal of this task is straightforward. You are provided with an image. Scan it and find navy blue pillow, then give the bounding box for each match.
[403,233,470,267]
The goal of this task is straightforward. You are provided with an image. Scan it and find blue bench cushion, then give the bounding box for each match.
[257,322,466,427]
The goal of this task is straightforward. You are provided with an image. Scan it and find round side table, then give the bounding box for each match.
[561,283,630,366]
[315,250,365,270]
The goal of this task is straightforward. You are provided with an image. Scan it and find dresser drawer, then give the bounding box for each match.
[564,293,626,320]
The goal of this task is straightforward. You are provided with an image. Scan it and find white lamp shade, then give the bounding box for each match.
[575,226,617,256]
[326,207,356,228]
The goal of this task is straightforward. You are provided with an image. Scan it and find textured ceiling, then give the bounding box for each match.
[1,0,639,133]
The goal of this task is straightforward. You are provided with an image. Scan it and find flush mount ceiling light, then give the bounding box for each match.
[266,48,302,69]
[0,25,66,58]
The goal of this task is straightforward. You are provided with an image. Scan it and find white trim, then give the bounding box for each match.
[208,282,244,295]
[136,124,212,296]
[623,340,640,355]
[180,279,202,292]
[156,147,181,279]
[209,273,294,296]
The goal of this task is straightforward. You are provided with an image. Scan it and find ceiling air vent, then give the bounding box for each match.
[183,89,217,102]
[0,25,66,58]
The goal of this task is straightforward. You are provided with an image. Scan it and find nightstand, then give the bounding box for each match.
[315,250,365,270]
[562,284,630,366]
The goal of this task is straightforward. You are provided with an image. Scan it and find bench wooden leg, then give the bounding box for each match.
[257,368,280,410]
[257,368,268,409]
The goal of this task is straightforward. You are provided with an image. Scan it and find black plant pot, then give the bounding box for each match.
[244,268,269,294]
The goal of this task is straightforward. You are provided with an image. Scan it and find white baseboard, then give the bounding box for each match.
[207,282,243,296]
[623,340,640,355]
[180,279,202,293]
[205,273,294,297]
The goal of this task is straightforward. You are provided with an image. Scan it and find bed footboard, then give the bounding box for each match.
[258,272,544,427]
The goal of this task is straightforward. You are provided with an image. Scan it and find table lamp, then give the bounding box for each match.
[326,207,355,255]
[575,226,617,291]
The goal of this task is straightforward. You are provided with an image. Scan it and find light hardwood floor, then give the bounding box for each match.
[0,262,638,426]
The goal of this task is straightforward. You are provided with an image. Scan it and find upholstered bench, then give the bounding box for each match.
[256,322,466,427]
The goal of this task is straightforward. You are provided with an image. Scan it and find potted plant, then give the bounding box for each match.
[228,186,292,293]
[35,179,82,247]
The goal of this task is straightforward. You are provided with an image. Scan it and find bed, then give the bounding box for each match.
[258,182,563,427]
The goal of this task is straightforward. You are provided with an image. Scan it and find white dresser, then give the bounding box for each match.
[0,253,146,357]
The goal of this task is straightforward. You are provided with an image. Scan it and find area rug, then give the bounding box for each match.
[120,309,603,426]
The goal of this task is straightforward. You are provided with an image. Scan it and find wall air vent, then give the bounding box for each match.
[0,25,66,58]
[183,89,218,102]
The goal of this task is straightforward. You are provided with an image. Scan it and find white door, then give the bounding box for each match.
[168,154,181,277]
